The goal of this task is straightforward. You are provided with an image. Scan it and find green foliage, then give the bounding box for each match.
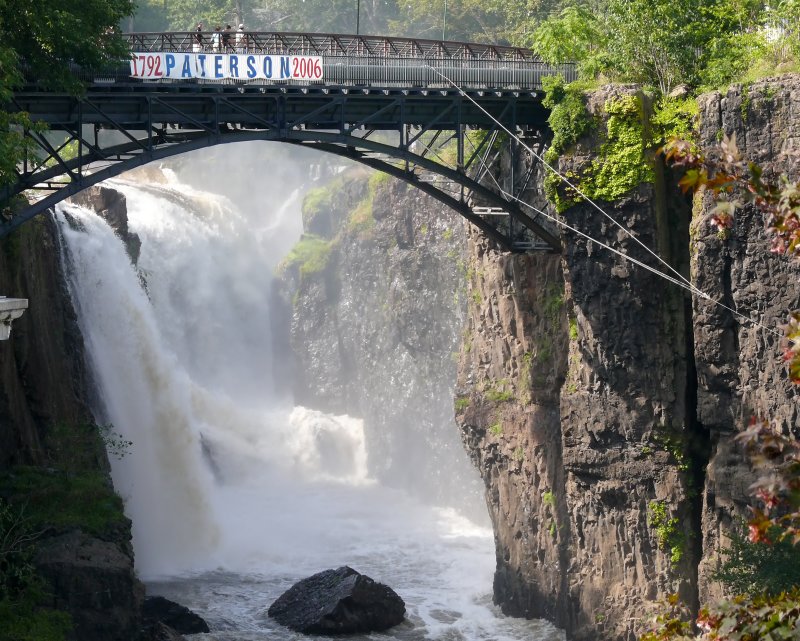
[542,490,556,507]
[531,0,800,95]
[454,397,470,411]
[512,446,525,462]
[0,0,134,189]
[488,422,503,436]
[653,428,690,474]
[0,499,37,601]
[642,590,800,641]
[0,499,71,641]
[532,5,607,76]
[650,97,698,146]
[484,380,514,403]
[542,76,595,164]
[714,524,800,597]
[1,0,133,93]
[542,283,564,326]
[649,500,685,565]
[368,170,391,194]
[542,76,596,212]
[301,183,337,231]
[544,90,654,211]
[278,234,332,279]
[568,317,578,340]
[697,32,766,91]
[0,467,127,538]
[585,95,655,203]
[348,200,376,235]
[0,599,71,641]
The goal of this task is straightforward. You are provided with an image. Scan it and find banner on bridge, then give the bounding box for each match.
[130,52,323,81]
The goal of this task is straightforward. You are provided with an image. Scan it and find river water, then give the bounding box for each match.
[55,164,563,641]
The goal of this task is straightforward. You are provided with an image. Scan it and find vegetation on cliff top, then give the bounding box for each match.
[534,0,797,211]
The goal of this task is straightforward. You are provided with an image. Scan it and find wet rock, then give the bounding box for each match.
[142,596,210,635]
[140,621,188,641]
[268,566,405,634]
[70,186,141,263]
[34,529,144,641]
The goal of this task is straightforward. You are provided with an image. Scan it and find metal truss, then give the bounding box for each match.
[2,85,559,251]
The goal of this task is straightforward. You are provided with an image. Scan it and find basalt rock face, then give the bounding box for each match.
[279,170,483,511]
[693,76,800,604]
[456,78,800,641]
[457,86,696,641]
[0,216,93,468]
[0,210,143,640]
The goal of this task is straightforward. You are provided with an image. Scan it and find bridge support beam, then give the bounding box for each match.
[3,86,560,252]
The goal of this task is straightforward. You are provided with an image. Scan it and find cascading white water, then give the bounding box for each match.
[56,160,564,640]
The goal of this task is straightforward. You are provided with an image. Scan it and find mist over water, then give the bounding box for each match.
[56,147,563,640]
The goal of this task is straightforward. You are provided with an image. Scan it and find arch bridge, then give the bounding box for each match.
[2,32,575,251]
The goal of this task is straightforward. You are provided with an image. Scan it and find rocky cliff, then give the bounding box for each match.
[692,76,800,604]
[276,167,484,512]
[456,76,800,641]
[0,200,143,641]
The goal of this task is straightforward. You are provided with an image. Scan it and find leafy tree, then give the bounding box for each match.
[531,5,606,73]
[714,523,800,596]
[0,0,134,189]
[389,0,565,43]
[0,0,134,92]
[532,0,800,93]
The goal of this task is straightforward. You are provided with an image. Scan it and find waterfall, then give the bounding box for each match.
[56,161,563,640]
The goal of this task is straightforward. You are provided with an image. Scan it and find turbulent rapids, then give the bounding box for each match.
[55,154,563,641]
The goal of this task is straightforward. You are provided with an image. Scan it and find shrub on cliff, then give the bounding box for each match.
[0,499,72,641]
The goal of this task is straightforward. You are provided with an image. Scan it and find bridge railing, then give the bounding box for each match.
[116,32,576,90]
[127,32,543,60]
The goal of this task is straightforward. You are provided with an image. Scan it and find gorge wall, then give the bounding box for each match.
[0,206,143,641]
[275,168,484,511]
[456,76,800,641]
[285,75,799,641]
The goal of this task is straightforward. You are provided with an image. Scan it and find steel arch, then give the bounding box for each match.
[1,127,558,251]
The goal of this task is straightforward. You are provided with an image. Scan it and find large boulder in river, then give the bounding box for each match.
[141,596,210,635]
[268,566,405,634]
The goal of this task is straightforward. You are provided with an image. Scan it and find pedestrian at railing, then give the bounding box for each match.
[212,26,222,52]
[193,24,203,52]
[236,24,247,53]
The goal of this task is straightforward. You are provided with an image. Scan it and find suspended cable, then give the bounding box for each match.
[424,64,796,346]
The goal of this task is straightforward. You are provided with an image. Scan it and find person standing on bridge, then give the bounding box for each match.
[223,25,233,52]
[212,26,222,52]
[236,24,247,52]
[193,24,204,52]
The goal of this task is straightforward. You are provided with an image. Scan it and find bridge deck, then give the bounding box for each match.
[5,32,565,251]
